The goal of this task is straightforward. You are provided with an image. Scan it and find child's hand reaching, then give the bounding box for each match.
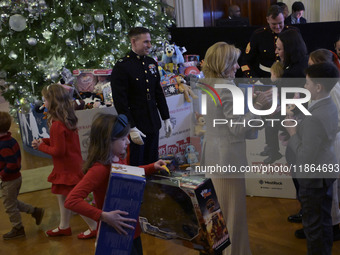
[154,160,171,176]
[154,159,167,170]
[100,210,136,235]
[31,138,43,150]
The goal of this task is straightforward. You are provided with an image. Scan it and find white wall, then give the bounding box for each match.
[175,0,204,27]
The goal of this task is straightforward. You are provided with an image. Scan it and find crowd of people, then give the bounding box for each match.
[1,2,340,255]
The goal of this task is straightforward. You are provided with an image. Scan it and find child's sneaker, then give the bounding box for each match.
[32,207,44,225]
[3,226,25,240]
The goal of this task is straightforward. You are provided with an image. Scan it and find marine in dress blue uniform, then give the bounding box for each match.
[111,50,170,166]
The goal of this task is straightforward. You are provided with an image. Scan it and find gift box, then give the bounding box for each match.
[184,55,200,64]
[95,164,146,255]
[73,69,112,93]
[160,74,179,96]
[139,175,230,254]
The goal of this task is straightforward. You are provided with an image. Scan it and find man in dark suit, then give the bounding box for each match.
[216,4,249,27]
[286,62,339,255]
[110,27,172,166]
[285,1,307,25]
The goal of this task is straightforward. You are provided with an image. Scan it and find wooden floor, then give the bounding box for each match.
[2,191,340,255]
[1,100,340,254]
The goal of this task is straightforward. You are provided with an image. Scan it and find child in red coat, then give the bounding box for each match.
[65,113,166,254]
[32,84,97,238]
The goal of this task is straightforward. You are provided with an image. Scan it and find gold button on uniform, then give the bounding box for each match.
[147,88,150,92]
[145,70,147,73]
[264,50,266,52]
[136,78,139,80]
[146,79,149,83]
[142,62,145,65]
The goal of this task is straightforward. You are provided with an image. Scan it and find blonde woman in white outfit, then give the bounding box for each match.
[309,49,340,240]
[200,42,272,255]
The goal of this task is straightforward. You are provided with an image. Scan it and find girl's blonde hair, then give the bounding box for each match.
[41,84,77,130]
[202,42,240,78]
[83,113,130,173]
[270,61,284,78]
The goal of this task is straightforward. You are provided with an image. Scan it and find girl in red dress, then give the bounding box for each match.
[65,113,166,255]
[32,84,97,238]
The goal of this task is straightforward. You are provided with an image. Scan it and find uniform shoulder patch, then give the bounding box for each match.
[245,42,251,54]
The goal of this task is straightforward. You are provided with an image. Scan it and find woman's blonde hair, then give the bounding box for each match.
[270,61,284,78]
[41,84,77,130]
[202,42,241,78]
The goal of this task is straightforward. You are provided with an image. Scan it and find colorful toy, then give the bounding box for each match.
[194,112,206,136]
[175,75,198,103]
[162,42,186,74]
[185,145,199,164]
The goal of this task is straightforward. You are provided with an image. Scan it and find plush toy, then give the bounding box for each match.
[194,112,206,136]
[162,42,186,74]
[185,145,199,164]
[175,75,198,103]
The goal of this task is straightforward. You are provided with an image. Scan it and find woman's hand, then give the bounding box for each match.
[100,210,136,235]
[253,89,273,110]
[31,138,43,149]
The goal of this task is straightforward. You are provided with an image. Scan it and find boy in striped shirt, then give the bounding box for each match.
[0,111,44,240]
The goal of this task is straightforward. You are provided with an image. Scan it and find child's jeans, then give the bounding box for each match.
[1,176,35,228]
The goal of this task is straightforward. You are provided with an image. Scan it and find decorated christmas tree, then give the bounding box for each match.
[0,0,174,114]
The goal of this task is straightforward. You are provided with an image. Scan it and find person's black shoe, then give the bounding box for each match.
[32,207,44,225]
[260,146,270,156]
[333,224,340,241]
[295,228,306,239]
[263,152,282,164]
[288,212,303,223]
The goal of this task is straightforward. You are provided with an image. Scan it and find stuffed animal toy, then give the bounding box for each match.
[175,75,198,103]
[185,145,199,164]
[162,42,185,74]
[194,112,206,136]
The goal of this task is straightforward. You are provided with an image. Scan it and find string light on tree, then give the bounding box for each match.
[0,0,174,112]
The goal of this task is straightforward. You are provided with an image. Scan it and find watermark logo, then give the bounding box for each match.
[200,84,311,116]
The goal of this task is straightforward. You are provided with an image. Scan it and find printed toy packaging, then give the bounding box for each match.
[95,164,145,255]
[139,174,230,254]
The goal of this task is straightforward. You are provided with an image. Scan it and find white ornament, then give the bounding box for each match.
[50,72,59,81]
[94,14,104,22]
[27,38,37,46]
[9,51,18,60]
[73,23,82,31]
[65,38,73,46]
[9,14,27,32]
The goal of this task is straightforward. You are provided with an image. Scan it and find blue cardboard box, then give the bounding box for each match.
[95,164,145,255]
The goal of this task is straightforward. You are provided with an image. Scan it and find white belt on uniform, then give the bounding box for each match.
[259,64,271,73]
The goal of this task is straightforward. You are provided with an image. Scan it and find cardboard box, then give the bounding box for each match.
[76,106,117,160]
[139,174,230,254]
[73,69,111,93]
[95,164,146,255]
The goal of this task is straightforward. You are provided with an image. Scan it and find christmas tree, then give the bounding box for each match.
[0,0,174,114]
